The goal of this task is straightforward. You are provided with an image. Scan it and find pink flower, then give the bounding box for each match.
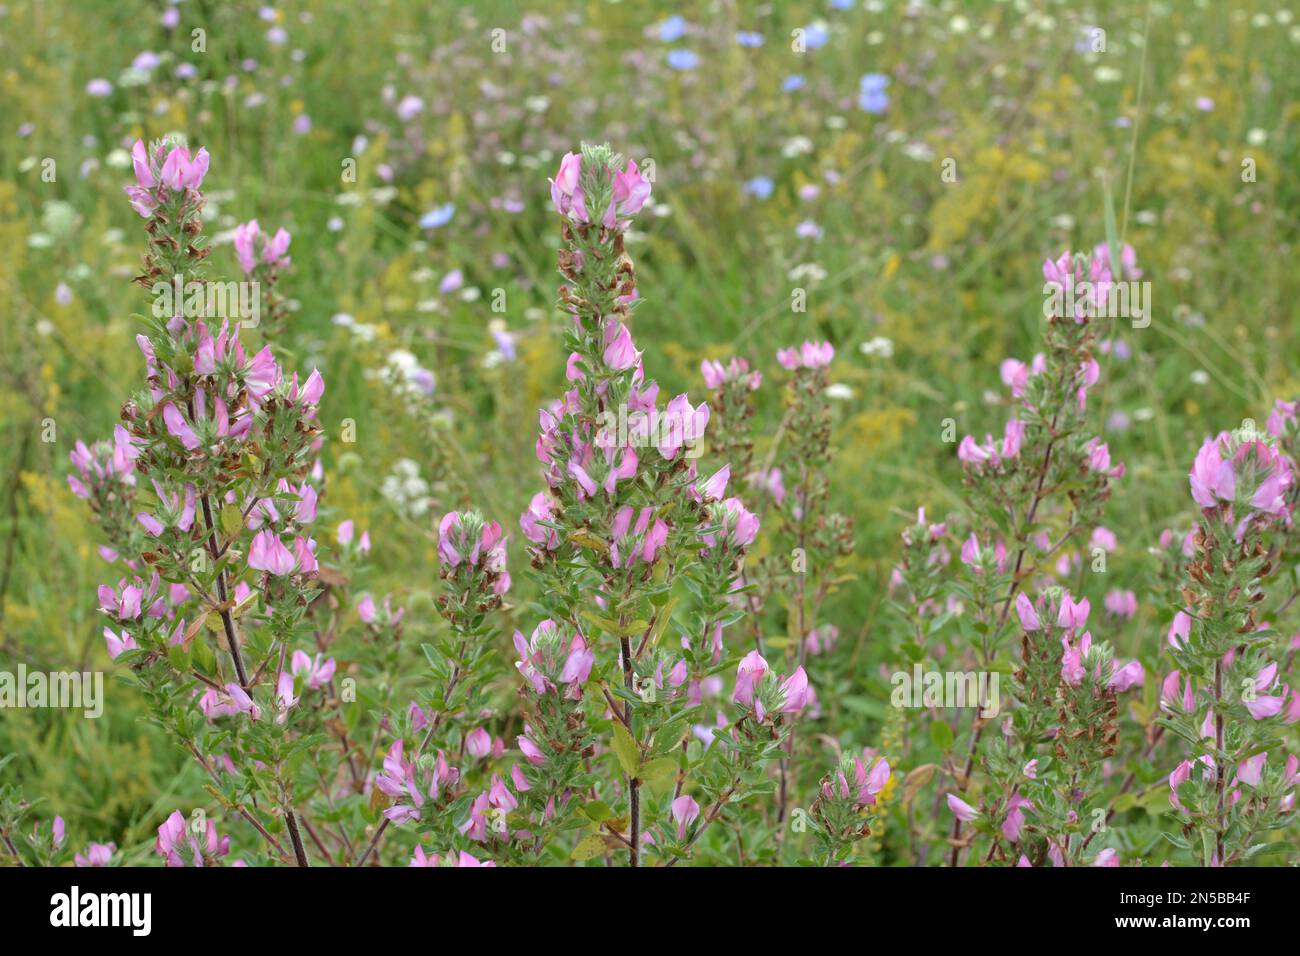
[1060,642,1086,687]
[244,346,279,401]
[1267,399,1298,438]
[466,727,492,760]
[1090,527,1117,551]
[1001,793,1033,842]
[233,219,259,273]
[560,640,594,686]
[852,755,891,806]
[600,158,653,228]
[298,369,324,406]
[519,492,560,551]
[75,842,116,867]
[701,357,761,391]
[1108,660,1144,693]
[1085,438,1124,478]
[1168,610,1192,649]
[779,667,810,714]
[777,340,834,370]
[946,793,979,822]
[264,227,291,268]
[154,811,189,866]
[159,144,210,191]
[695,464,731,503]
[701,497,760,551]
[1237,752,1268,787]
[1015,593,1040,631]
[1092,241,1141,279]
[549,151,588,222]
[1246,663,1285,719]
[155,809,229,867]
[103,627,137,660]
[1104,589,1137,618]
[1161,670,1196,714]
[671,795,700,840]
[437,511,505,571]
[224,682,261,720]
[290,650,336,689]
[1000,358,1029,397]
[602,322,640,370]
[409,847,439,867]
[1189,434,1236,509]
[518,736,546,766]
[1093,848,1119,867]
[248,530,295,575]
[137,515,163,538]
[733,651,768,707]
[162,403,199,450]
[749,467,786,505]
[1056,592,1090,631]
[130,139,155,188]
[275,671,298,721]
[609,506,670,568]
[957,434,992,465]
[1001,419,1025,459]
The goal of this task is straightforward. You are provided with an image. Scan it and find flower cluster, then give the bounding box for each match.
[1162,422,1299,864]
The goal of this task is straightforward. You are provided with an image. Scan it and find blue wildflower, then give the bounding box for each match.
[666,48,700,71]
[419,203,455,229]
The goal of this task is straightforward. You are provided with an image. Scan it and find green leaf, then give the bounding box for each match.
[420,643,446,675]
[580,611,622,636]
[930,720,955,751]
[645,598,678,649]
[166,643,191,672]
[651,712,687,745]
[639,756,678,796]
[580,801,613,824]
[220,503,244,538]
[570,834,606,861]
[611,722,640,777]
[192,637,216,675]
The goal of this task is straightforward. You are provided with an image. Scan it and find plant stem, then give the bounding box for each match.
[285,809,310,867]
[1214,657,1226,864]
[620,634,640,867]
[199,493,249,687]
